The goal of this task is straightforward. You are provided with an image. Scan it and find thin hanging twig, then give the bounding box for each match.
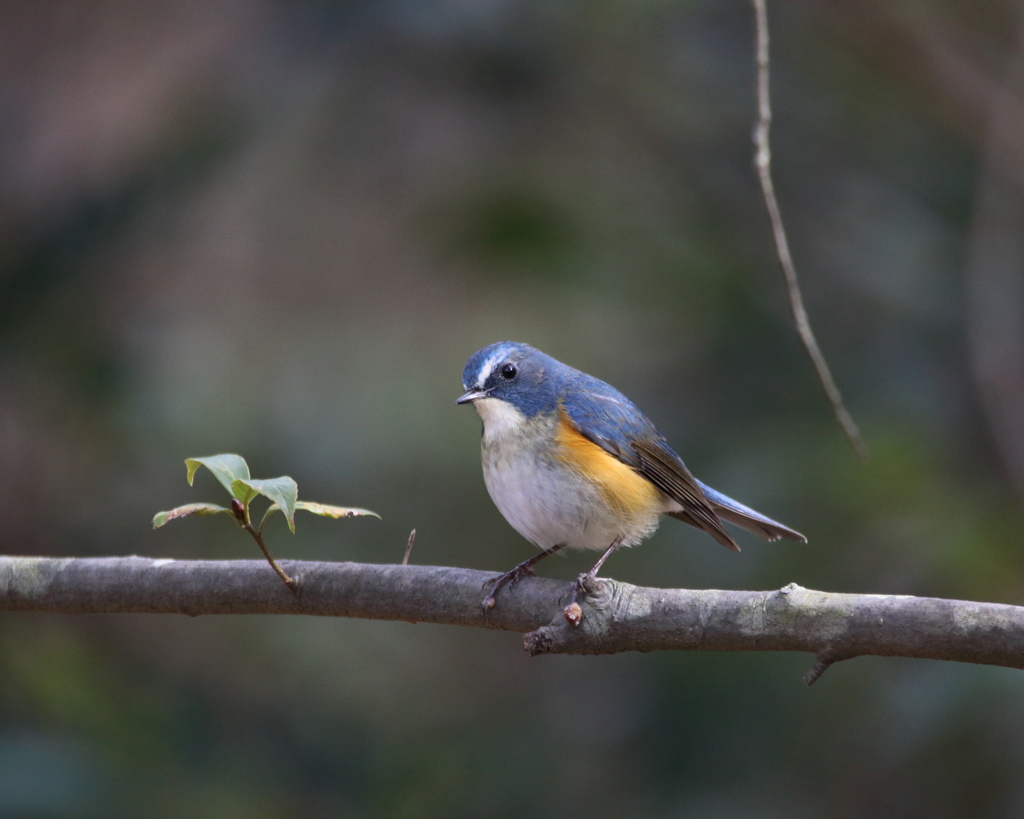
[751,0,869,462]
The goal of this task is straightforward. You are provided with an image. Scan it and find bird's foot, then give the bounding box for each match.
[559,572,602,627]
[560,572,591,609]
[481,562,536,613]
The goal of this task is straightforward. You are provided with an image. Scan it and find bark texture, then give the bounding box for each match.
[2,556,1023,683]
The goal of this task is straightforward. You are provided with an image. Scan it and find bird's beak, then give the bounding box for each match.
[456,388,490,405]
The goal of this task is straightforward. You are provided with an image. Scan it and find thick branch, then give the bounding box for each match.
[2,556,1024,683]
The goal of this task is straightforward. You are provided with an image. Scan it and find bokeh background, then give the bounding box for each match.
[3,1,1024,816]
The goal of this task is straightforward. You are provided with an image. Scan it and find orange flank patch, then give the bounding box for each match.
[553,409,662,518]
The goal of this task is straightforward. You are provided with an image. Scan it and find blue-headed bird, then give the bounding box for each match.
[457,341,806,611]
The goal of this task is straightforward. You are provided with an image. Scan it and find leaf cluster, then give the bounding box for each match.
[153,454,378,588]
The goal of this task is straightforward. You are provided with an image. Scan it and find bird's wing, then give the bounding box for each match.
[560,384,739,551]
[697,481,807,542]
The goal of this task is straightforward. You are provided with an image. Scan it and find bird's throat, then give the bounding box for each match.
[474,397,529,442]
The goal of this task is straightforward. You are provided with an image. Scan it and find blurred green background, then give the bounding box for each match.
[3,1,1024,816]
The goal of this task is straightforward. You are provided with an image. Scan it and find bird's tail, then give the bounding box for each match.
[696,481,807,543]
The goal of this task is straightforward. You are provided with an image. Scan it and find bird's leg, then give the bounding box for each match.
[563,538,622,608]
[482,544,566,612]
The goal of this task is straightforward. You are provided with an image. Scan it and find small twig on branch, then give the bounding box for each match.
[3,556,1024,685]
[751,0,869,462]
[402,529,416,566]
[802,649,843,686]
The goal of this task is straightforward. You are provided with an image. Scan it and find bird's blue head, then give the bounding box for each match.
[456,341,563,418]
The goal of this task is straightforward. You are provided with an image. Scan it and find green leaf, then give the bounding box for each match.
[229,479,260,507]
[295,501,381,520]
[259,501,380,532]
[152,503,230,528]
[185,455,251,501]
[232,476,298,532]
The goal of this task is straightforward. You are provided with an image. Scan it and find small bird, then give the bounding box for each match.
[457,341,806,611]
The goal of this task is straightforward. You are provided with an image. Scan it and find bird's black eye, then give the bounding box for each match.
[500,363,517,380]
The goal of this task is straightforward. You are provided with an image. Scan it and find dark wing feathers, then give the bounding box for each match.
[698,481,807,543]
[559,378,738,551]
[631,439,740,551]
[559,373,804,549]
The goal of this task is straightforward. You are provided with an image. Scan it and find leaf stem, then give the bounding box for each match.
[242,520,296,590]
[230,497,295,590]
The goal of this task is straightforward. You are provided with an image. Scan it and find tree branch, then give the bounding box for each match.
[751,0,869,462]
[3,556,1023,685]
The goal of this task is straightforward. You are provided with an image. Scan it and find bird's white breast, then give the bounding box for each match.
[473,398,661,550]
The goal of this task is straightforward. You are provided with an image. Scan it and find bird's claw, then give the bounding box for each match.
[480,563,536,613]
[558,574,584,608]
